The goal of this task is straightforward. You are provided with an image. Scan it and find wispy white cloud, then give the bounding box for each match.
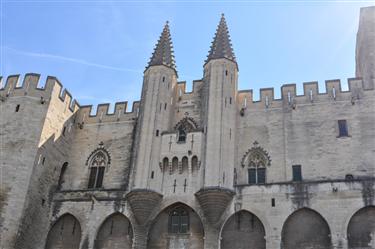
[3,46,142,73]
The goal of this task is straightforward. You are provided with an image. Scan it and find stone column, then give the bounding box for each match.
[132,225,148,249]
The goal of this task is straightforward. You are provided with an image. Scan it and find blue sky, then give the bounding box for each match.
[1,1,374,109]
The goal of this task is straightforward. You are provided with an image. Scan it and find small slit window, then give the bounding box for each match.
[15,104,20,112]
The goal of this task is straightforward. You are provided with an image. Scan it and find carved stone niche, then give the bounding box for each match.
[126,189,163,225]
[195,187,235,226]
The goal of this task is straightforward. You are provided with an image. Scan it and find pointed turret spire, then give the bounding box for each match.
[147,21,176,72]
[205,14,236,64]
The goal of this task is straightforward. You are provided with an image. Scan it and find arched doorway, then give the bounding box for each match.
[94,213,133,249]
[45,213,81,249]
[148,203,204,249]
[281,208,331,249]
[220,210,266,249]
[347,206,375,249]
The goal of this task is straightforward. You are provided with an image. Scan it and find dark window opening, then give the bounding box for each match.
[162,76,165,82]
[230,97,232,104]
[15,104,20,112]
[225,70,228,76]
[248,168,266,184]
[164,103,167,110]
[292,165,302,182]
[41,198,46,206]
[178,129,186,143]
[156,130,159,136]
[42,157,46,165]
[88,166,105,189]
[57,162,68,190]
[338,120,349,137]
[151,171,154,179]
[271,198,275,207]
[168,207,189,234]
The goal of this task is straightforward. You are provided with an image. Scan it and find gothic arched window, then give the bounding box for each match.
[57,162,68,190]
[174,117,198,144]
[87,150,109,189]
[191,156,199,172]
[169,207,189,234]
[171,157,179,175]
[241,141,271,185]
[181,156,188,173]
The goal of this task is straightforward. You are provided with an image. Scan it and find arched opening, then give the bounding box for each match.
[94,213,133,249]
[220,210,266,249]
[148,203,204,249]
[57,162,68,190]
[281,208,331,249]
[45,214,81,249]
[172,157,178,175]
[162,157,169,173]
[181,156,188,173]
[347,206,375,249]
[191,156,199,172]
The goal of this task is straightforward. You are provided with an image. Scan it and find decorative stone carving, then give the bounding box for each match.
[241,141,271,168]
[174,117,198,132]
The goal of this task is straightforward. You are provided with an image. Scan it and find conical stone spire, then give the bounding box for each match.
[205,14,236,64]
[147,21,176,72]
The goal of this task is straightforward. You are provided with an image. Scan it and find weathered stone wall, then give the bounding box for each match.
[236,78,375,185]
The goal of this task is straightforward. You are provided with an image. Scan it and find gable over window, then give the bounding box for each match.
[241,141,271,185]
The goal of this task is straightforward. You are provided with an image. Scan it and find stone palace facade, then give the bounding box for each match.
[0,6,375,249]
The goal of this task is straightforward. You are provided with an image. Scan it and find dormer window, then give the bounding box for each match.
[178,129,186,143]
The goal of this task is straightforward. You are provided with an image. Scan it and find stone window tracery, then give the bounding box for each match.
[241,141,271,185]
[86,144,110,189]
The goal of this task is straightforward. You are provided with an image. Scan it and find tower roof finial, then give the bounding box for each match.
[146,21,177,73]
[205,14,237,66]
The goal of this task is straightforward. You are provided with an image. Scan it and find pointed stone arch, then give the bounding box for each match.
[281,208,332,249]
[220,210,266,249]
[148,202,204,249]
[45,213,81,249]
[347,206,375,249]
[94,213,133,249]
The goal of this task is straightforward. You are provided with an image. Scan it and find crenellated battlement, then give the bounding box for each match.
[176,80,203,97]
[0,73,80,112]
[237,77,375,110]
[0,73,140,125]
[76,101,140,125]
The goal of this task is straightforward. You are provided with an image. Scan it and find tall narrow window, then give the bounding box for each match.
[88,151,108,189]
[169,207,189,234]
[338,120,348,137]
[292,165,302,182]
[57,162,68,190]
[181,156,188,173]
[15,104,20,112]
[191,156,198,172]
[162,157,169,173]
[172,157,179,174]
